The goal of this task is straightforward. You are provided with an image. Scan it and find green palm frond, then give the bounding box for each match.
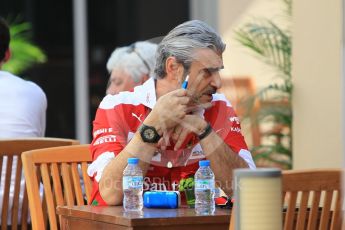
[252,144,292,168]
[2,21,47,75]
[252,144,291,157]
[257,107,292,124]
[256,83,292,100]
[235,0,293,169]
[283,0,292,16]
[235,19,291,78]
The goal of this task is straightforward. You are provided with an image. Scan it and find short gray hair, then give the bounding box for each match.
[106,41,157,83]
[154,20,226,78]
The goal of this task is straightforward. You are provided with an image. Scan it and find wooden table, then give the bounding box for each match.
[57,205,231,230]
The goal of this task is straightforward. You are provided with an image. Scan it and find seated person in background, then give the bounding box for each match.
[105,41,157,95]
[0,17,47,137]
[87,20,256,206]
[0,17,47,224]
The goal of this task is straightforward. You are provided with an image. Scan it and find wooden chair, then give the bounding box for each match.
[21,144,92,230]
[229,207,235,230]
[0,138,79,230]
[282,169,343,230]
[219,77,261,147]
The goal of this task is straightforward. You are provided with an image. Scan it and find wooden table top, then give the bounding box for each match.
[57,205,231,228]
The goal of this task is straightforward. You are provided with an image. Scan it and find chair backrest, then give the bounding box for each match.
[229,207,235,230]
[21,144,92,230]
[0,138,79,230]
[219,77,261,147]
[282,169,343,230]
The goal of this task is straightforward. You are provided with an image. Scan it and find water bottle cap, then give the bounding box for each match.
[127,158,139,164]
[199,160,210,167]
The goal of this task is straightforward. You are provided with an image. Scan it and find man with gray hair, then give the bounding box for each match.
[88,20,255,206]
[106,41,157,95]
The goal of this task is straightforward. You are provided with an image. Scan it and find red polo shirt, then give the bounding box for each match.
[87,78,255,206]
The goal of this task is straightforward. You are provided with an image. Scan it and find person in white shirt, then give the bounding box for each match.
[0,17,47,225]
[106,41,157,95]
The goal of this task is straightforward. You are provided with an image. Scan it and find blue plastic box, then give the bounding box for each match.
[143,191,180,208]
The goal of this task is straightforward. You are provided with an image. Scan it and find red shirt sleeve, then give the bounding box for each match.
[205,97,248,153]
[90,106,128,160]
[89,104,128,205]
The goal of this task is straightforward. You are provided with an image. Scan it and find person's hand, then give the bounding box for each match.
[145,89,191,135]
[171,114,208,150]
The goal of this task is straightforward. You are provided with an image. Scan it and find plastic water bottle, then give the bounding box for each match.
[194,160,215,214]
[123,158,143,211]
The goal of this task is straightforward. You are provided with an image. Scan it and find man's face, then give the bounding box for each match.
[186,48,223,106]
[106,68,137,95]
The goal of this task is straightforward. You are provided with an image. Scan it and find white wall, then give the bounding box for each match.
[292,0,343,168]
[191,0,344,168]
[219,0,286,88]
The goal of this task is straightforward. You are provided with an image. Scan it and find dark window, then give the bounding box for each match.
[1,0,189,140]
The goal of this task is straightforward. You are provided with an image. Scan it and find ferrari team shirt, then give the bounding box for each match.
[87,78,255,205]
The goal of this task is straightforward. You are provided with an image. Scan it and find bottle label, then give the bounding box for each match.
[123,176,143,189]
[195,179,215,190]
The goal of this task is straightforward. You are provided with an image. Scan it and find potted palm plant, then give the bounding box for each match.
[234,0,292,169]
[2,19,46,75]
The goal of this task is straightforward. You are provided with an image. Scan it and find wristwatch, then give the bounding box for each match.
[139,124,161,143]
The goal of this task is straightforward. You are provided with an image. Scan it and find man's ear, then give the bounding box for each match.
[3,49,11,62]
[165,56,183,81]
[165,56,178,74]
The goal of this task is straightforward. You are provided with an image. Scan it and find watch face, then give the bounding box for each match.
[144,129,155,139]
[140,125,160,143]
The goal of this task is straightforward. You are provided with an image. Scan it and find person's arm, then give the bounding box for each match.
[198,126,248,196]
[99,130,157,205]
[98,89,190,205]
[173,116,248,195]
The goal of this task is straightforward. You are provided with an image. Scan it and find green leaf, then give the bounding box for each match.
[2,19,47,75]
[179,179,186,191]
[234,0,293,169]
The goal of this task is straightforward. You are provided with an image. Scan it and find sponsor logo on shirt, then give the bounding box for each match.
[189,144,205,159]
[93,128,113,138]
[93,135,116,146]
[231,127,241,132]
[229,116,240,124]
[132,113,143,123]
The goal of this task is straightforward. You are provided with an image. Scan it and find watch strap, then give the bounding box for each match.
[198,123,212,140]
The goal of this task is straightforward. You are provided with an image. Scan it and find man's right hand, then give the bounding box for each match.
[144,89,191,135]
